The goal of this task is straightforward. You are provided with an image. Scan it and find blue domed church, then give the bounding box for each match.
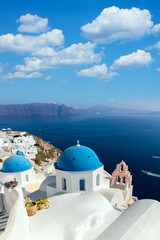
[54,141,108,193]
[0,151,35,186]
[42,141,133,208]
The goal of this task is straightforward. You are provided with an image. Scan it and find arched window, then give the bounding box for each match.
[121,164,124,172]
[80,179,85,191]
[26,175,29,182]
[62,178,67,190]
[118,175,121,183]
[96,174,100,186]
[123,176,126,184]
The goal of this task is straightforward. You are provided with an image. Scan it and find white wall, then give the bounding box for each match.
[20,168,35,185]
[0,138,3,147]
[2,168,35,186]
[70,171,92,192]
[56,169,71,191]
[92,167,105,190]
[1,186,30,240]
[110,192,125,208]
[56,166,104,193]
[122,186,133,202]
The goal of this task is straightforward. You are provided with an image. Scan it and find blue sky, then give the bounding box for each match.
[1,0,160,110]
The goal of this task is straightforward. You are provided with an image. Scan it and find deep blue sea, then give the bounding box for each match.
[0,114,160,201]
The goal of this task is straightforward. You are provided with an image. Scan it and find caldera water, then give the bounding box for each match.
[0,114,160,201]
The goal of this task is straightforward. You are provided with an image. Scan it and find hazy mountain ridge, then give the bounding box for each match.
[78,105,148,116]
[0,103,150,117]
[0,103,78,117]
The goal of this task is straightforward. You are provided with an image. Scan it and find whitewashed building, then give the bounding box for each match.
[0,142,160,240]
[0,134,12,148]
[13,135,37,159]
[13,135,36,148]
[0,131,38,160]
[0,151,44,188]
[0,151,35,185]
[55,141,106,193]
[34,141,134,209]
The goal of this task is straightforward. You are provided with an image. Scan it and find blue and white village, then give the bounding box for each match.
[0,131,160,240]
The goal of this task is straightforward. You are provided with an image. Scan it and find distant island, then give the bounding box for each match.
[0,103,77,117]
[0,103,151,117]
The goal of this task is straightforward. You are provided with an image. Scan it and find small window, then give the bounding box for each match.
[123,176,126,184]
[118,175,121,183]
[26,175,29,182]
[96,174,100,186]
[80,179,85,191]
[121,164,124,172]
[62,178,67,190]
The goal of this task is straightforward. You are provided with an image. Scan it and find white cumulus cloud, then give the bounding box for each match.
[81,6,157,44]
[15,42,102,72]
[77,64,118,81]
[2,71,42,80]
[17,13,49,33]
[0,29,64,54]
[150,24,160,35]
[111,50,153,70]
[146,41,160,51]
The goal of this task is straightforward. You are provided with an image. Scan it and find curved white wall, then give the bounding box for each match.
[1,186,30,240]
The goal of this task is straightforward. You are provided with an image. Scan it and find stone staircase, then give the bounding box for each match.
[0,211,9,235]
[0,193,9,235]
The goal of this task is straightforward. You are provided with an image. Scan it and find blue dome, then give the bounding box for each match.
[16,150,24,156]
[56,145,103,172]
[2,152,32,173]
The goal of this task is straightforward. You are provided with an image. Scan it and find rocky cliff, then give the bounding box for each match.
[33,134,62,165]
[0,103,78,117]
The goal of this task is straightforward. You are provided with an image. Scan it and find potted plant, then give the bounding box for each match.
[4,180,18,189]
[36,198,50,210]
[24,195,37,216]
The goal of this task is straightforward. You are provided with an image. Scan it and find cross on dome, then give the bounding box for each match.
[77,140,80,146]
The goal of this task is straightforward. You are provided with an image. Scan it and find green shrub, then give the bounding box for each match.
[35,151,51,165]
